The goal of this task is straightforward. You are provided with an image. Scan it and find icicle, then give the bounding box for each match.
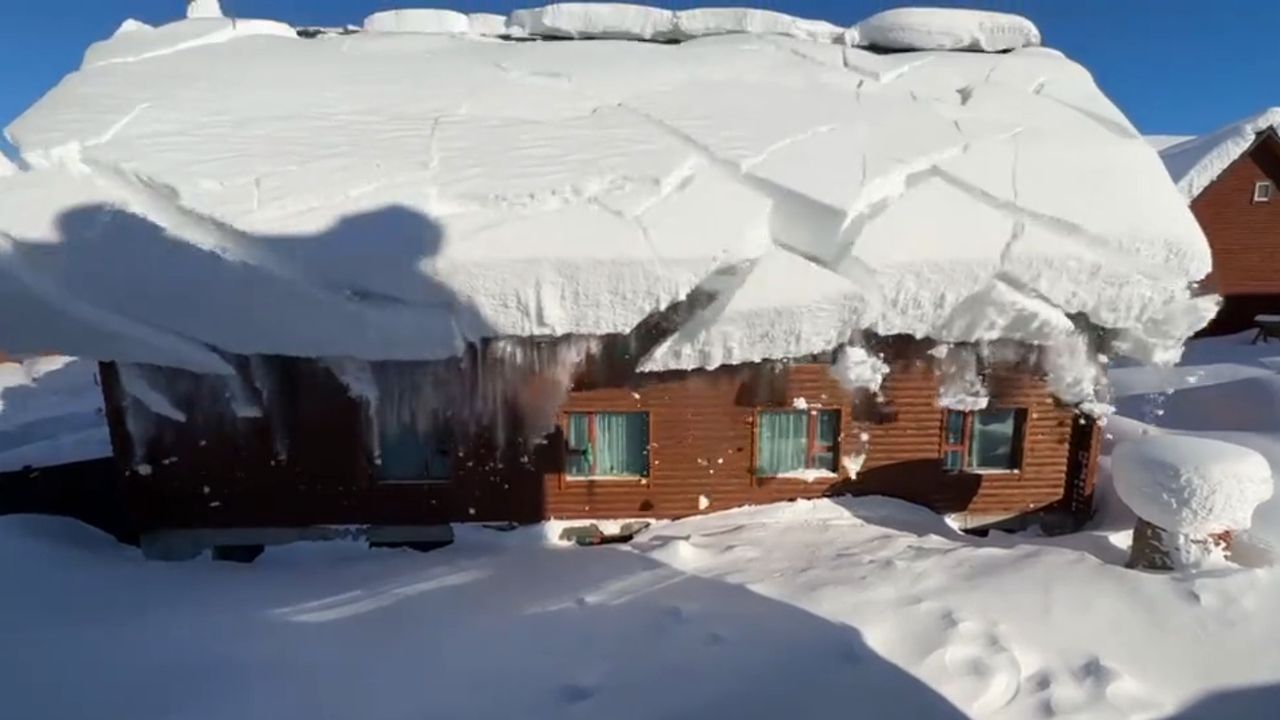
[118,364,188,422]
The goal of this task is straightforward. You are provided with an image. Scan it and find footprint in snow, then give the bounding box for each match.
[558,683,597,705]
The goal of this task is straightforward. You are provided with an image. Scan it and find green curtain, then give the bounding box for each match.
[757,411,809,476]
[970,409,1017,469]
[594,412,649,476]
[566,413,592,476]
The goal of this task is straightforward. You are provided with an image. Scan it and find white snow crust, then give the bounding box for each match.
[672,8,845,42]
[0,10,1211,391]
[363,9,471,34]
[1113,435,1273,534]
[855,8,1040,52]
[468,13,512,36]
[1145,134,1193,152]
[1159,107,1280,201]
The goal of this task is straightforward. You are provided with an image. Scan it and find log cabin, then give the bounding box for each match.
[0,6,1212,558]
[1158,110,1280,334]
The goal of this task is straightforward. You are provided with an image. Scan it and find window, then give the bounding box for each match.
[377,419,454,482]
[941,409,1024,472]
[756,409,839,477]
[566,412,650,479]
[1254,181,1273,203]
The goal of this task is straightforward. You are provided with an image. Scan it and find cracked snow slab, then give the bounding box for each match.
[0,11,1210,376]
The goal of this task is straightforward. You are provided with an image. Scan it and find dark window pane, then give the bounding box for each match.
[593,412,649,476]
[566,413,591,476]
[943,449,963,471]
[945,410,965,445]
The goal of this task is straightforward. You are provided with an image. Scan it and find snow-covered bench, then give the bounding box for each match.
[1252,314,1280,344]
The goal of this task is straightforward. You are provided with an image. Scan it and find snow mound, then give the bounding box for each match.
[509,3,677,40]
[855,8,1040,52]
[672,8,845,41]
[1113,435,1273,535]
[81,17,297,69]
[0,154,15,177]
[186,0,223,19]
[363,9,471,34]
[0,13,1211,389]
[1159,107,1280,201]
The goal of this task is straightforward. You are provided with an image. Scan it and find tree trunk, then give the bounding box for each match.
[1128,518,1175,570]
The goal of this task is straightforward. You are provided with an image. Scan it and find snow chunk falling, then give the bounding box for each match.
[829,346,889,396]
[855,8,1041,52]
[186,0,223,19]
[1113,435,1273,535]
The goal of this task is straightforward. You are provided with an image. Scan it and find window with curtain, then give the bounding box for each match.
[941,408,1024,472]
[756,409,839,477]
[565,412,649,479]
[377,421,454,482]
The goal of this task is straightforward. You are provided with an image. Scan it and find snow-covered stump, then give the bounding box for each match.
[1113,436,1273,571]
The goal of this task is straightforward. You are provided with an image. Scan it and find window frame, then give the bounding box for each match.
[563,410,651,482]
[940,408,1027,474]
[753,408,841,480]
[1254,180,1274,204]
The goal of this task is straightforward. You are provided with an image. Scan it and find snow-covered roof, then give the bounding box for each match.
[0,6,1211,377]
[1158,108,1280,201]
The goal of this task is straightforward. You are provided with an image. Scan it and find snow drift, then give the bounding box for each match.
[0,6,1211,402]
[1112,435,1273,535]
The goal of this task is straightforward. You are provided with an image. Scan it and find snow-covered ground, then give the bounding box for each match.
[4,334,1280,719]
[0,356,109,473]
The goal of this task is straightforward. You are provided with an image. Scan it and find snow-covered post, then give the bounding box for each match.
[1112,436,1273,570]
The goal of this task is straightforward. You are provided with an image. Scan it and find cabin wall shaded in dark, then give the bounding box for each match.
[100,341,1094,532]
[0,457,133,542]
[1191,131,1280,335]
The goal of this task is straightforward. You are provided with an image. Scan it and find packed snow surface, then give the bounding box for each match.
[7,488,1280,719]
[0,356,110,472]
[0,10,1209,377]
[1112,435,1273,534]
[855,8,1040,52]
[1159,107,1280,200]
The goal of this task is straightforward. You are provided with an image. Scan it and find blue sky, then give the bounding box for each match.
[0,1,1273,140]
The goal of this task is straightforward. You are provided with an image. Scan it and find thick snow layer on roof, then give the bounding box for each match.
[0,356,110,473]
[468,13,512,36]
[0,13,1210,379]
[509,3,677,40]
[1113,435,1273,534]
[673,8,845,42]
[1160,108,1280,201]
[363,9,471,34]
[855,8,1040,52]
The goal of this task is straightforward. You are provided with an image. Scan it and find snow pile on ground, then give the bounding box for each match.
[1159,107,1280,200]
[1112,435,1272,534]
[855,8,1040,52]
[363,9,471,34]
[7,492,1280,718]
[186,0,222,20]
[0,8,1210,391]
[0,356,110,472]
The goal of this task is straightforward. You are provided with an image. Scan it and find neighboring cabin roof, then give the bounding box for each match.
[0,5,1211,376]
[1158,107,1280,201]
